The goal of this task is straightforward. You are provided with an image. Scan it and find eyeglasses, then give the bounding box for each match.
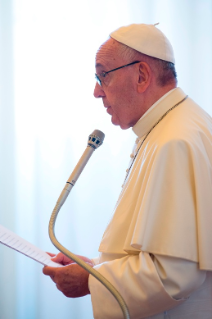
[95,61,141,86]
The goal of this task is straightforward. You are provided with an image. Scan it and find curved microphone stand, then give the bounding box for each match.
[48,130,130,319]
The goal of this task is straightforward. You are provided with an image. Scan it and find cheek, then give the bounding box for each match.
[106,77,135,114]
[109,84,126,104]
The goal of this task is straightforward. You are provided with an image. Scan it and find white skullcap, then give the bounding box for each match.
[110,23,175,64]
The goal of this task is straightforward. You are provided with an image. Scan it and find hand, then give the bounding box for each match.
[43,253,94,298]
[50,252,93,266]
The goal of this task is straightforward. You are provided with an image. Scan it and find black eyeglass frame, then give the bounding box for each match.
[95,60,141,86]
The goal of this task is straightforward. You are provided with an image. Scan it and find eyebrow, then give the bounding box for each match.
[95,63,104,69]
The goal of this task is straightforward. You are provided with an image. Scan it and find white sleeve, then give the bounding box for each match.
[91,256,100,266]
[151,254,206,299]
[88,252,206,319]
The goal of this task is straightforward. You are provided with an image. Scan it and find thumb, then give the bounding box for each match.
[51,252,75,265]
[43,265,57,276]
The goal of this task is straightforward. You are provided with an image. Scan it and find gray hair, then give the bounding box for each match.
[117,43,177,87]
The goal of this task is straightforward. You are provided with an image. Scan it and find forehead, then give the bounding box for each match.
[95,38,123,70]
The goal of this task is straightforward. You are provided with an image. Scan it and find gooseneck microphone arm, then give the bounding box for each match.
[48,130,130,319]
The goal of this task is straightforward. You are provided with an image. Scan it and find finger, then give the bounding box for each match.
[46,252,56,257]
[51,252,74,265]
[43,266,57,277]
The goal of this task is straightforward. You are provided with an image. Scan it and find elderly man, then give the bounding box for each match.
[43,24,212,318]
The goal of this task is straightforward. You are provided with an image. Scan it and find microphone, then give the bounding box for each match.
[49,129,130,319]
[55,129,105,210]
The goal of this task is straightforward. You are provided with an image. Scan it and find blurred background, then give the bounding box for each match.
[0,0,212,318]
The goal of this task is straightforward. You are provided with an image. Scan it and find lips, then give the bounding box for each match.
[106,106,112,115]
[103,100,112,115]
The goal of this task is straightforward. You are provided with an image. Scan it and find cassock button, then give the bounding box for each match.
[130,154,134,158]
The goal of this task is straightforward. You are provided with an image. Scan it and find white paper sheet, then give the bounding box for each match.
[0,224,63,267]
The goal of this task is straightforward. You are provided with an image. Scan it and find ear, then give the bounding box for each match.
[137,62,151,93]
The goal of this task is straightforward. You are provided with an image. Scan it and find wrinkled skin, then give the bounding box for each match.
[43,253,93,298]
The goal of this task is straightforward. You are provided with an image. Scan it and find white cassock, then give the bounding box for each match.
[88,87,212,319]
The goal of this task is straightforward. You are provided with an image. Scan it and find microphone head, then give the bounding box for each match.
[88,130,105,149]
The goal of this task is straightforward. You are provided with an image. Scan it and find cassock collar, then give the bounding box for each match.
[133,87,187,138]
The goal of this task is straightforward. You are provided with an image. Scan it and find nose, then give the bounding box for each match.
[93,82,106,98]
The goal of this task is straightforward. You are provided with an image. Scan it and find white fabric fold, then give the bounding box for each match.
[89,252,209,318]
[89,253,185,319]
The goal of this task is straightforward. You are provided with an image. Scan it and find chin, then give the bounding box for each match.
[120,124,130,130]
[111,119,130,130]
[111,114,131,130]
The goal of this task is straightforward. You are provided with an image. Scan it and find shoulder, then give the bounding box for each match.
[152,97,212,150]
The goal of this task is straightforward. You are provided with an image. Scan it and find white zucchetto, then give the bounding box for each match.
[110,23,175,64]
